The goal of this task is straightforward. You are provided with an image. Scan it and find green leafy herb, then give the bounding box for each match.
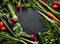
[13,23,22,36]
[38,11,60,44]
[13,23,29,37]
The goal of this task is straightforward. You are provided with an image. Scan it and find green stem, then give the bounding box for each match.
[0,33,27,44]
[19,37,34,43]
[31,0,47,13]
[7,2,15,16]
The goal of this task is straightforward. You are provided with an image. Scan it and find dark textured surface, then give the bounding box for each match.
[15,8,46,35]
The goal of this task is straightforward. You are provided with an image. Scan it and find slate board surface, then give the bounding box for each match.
[16,8,46,35]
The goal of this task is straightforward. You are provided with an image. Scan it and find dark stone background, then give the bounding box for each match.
[15,8,46,35]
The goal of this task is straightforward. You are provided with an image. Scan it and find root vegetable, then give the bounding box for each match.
[53,5,59,9]
[1,27,6,31]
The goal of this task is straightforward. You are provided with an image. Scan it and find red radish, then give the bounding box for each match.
[15,4,20,10]
[8,21,13,26]
[53,5,59,9]
[52,1,58,5]
[0,21,4,27]
[29,34,36,40]
[1,27,6,31]
[15,0,20,10]
[58,2,60,5]
[58,2,60,7]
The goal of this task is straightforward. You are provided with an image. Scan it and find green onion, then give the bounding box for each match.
[0,32,27,44]
[7,3,18,21]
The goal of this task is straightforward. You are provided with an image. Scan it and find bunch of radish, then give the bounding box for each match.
[52,1,60,9]
[0,21,14,31]
[0,21,6,31]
